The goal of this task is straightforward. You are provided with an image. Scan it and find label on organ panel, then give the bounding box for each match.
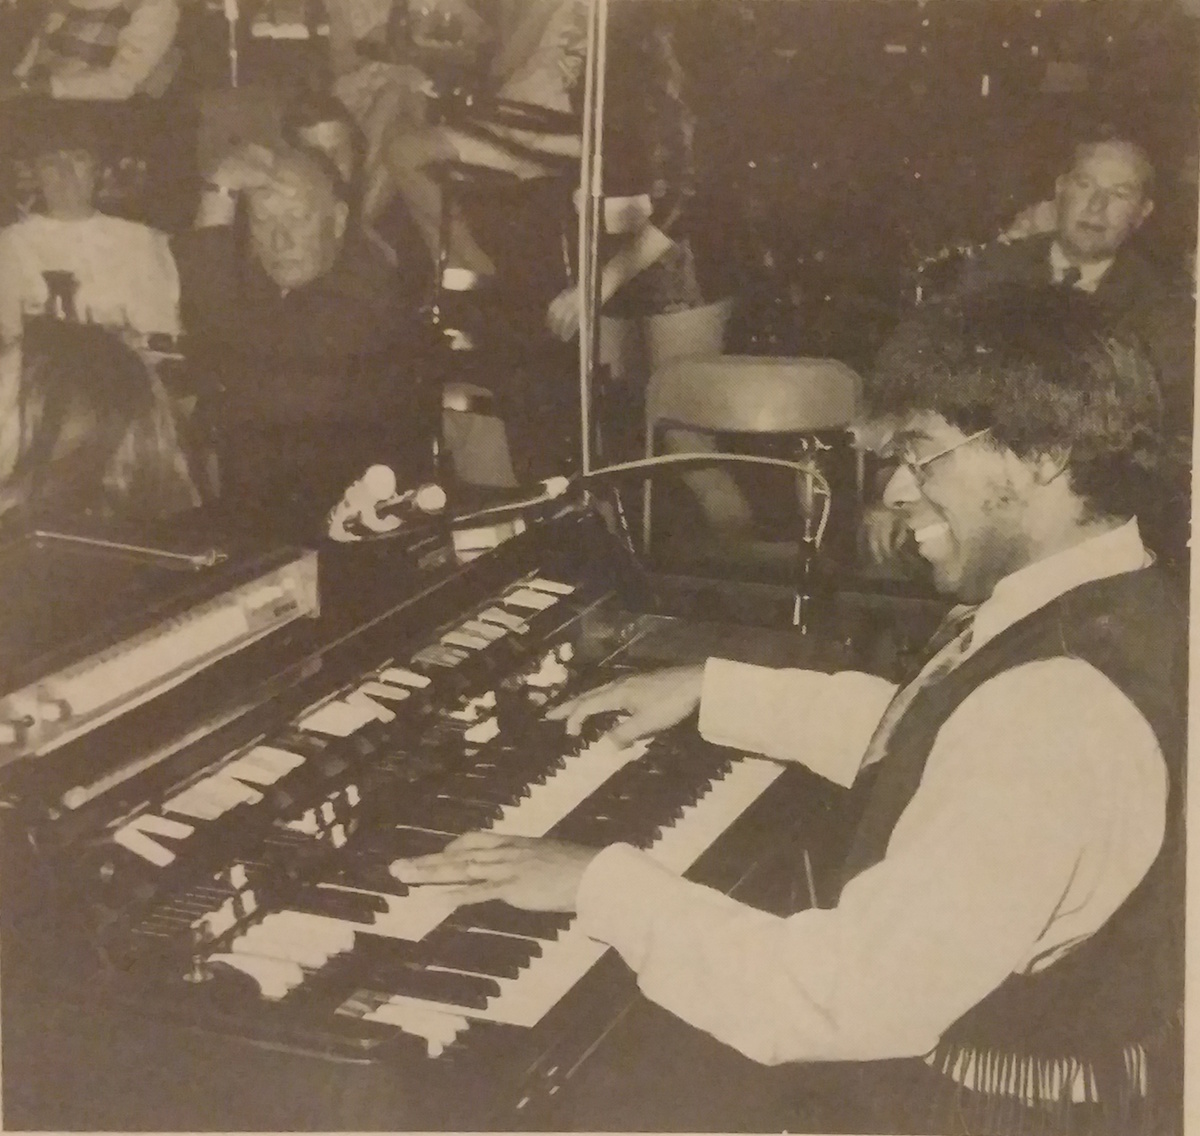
[503,588,557,611]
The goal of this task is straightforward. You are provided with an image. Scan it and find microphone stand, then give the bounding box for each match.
[577,0,608,478]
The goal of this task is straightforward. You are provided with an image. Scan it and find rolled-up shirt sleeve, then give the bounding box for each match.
[698,658,895,786]
[578,658,1166,1066]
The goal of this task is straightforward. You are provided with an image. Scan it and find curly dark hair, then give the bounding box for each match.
[867,284,1168,522]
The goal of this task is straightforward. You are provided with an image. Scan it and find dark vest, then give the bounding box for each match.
[840,566,1187,1131]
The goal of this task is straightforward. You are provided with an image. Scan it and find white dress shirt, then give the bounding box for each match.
[576,521,1166,1066]
[1049,240,1112,292]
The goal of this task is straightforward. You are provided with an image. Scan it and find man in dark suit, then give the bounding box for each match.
[957,131,1194,437]
[867,130,1196,567]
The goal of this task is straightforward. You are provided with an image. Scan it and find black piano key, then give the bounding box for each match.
[420,928,541,978]
[362,826,456,859]
[330,859,411,896]
[288,886,388,923]
[430,793,505,822]
[368,962,502,1010]
[449,900,573,941]
[386,796,497,833]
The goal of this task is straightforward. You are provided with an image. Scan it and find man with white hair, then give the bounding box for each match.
[174,143,433,535]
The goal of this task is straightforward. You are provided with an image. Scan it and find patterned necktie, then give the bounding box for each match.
[860,604,979,769]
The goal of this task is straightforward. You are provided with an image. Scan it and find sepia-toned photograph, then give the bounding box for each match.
[0,0,1194,1132]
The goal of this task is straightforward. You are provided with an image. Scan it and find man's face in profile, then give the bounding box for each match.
[1055,141,1153,264]
[247,169,347,291]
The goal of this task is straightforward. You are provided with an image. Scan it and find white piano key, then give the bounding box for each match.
[358,755,784,1029]
[647,758,784,872]
[489,737,648,838]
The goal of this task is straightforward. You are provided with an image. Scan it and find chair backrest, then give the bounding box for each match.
[646,355,862,436]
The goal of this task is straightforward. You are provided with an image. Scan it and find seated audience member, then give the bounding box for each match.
[0,317,199,523]
[0,114,180,349]
[173,143,434,535]
[958,128,1193,433]
[392,286,1185,1136]
[866,128,1193,570]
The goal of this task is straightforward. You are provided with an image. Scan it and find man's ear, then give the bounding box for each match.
[333,200,349,243]
[1134,198,1154,230]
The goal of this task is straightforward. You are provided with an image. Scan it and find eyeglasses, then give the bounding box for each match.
[890,428,992,487]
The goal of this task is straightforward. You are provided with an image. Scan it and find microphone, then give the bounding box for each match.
[326,466,569,543]
[326,465,448,543]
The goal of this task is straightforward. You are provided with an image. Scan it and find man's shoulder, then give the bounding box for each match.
[322,230,408,308]
[957,233,1052,290]
[92,212,171,247]
[1103,243,1189,303]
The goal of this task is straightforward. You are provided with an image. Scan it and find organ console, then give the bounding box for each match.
[0,504,939,1131]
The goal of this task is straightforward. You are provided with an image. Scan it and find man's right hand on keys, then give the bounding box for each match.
[546,665,706,746]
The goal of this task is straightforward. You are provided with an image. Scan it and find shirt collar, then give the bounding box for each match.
[1049,240,1113,293]
[970,519,1152,653]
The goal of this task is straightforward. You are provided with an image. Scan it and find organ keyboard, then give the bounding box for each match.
[2,507,928,1130]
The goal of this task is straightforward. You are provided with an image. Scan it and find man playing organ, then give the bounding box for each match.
[392,284,1186,1136]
